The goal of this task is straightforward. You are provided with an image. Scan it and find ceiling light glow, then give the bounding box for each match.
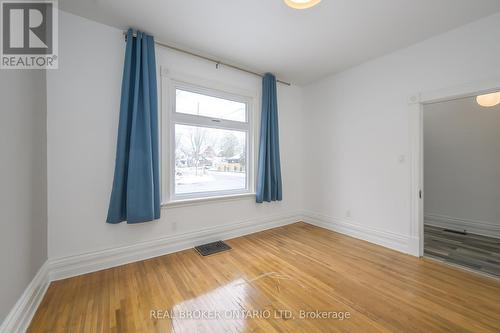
[284,0,321,10]
[476,92,500,108]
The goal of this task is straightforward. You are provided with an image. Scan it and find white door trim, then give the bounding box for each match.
[409,76,500,257]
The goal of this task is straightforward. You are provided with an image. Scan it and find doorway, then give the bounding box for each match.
[421,90,500,278]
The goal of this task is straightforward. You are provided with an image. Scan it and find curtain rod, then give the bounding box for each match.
[123,32,291,86]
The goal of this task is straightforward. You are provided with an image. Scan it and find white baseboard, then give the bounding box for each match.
[48,211,302,281]
[0,262,49,333]
[425,213,500,239]
[302,211,418,256]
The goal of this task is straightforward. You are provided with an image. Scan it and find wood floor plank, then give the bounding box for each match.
[28,223,500,332]
[425,225,500,278]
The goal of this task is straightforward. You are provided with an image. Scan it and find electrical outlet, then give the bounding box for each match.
[346,210,351,218]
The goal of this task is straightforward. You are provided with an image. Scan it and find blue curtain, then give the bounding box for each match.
[107,29,160,224]
[256,73,282,203]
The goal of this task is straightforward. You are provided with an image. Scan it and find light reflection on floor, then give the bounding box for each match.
[170,272,300,332]
[171,278,250,332]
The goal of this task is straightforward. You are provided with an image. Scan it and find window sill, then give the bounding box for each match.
[162,193,256,208]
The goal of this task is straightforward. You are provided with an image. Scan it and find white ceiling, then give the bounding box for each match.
[60,0,500,85]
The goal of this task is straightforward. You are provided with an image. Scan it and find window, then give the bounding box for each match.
[167,81,253,202]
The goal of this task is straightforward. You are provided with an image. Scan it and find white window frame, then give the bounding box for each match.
[162,73,255,204]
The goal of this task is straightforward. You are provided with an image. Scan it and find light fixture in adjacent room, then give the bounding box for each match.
[284,0,321,9]
[476,91,500,108]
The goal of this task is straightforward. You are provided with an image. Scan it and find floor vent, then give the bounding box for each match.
[443,229,467,235]
[195,241,231,256]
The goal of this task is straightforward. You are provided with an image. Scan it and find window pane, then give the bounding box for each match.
[174,124,247,195]
[176,89,246,122]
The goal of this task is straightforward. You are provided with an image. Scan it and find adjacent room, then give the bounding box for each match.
[1,0,500,332]
[423,93,500,277]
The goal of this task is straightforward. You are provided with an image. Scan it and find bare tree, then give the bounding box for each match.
[219,133,239,158]
[189,127,207,175]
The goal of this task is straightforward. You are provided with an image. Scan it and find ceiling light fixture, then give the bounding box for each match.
[284,0,321,10]
[476,92,500,108]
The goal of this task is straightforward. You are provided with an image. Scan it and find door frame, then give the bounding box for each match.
[408,77,500,257]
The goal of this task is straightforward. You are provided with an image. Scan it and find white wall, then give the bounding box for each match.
[46,10,500,262]
[424,97,500,238]
[0,70,47,322]
[47,11,304,260]
[302,12,500,254]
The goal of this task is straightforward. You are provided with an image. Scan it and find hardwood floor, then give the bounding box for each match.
[29,223,500,333]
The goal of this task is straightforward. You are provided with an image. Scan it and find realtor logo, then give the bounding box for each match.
[1,0,58,69]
